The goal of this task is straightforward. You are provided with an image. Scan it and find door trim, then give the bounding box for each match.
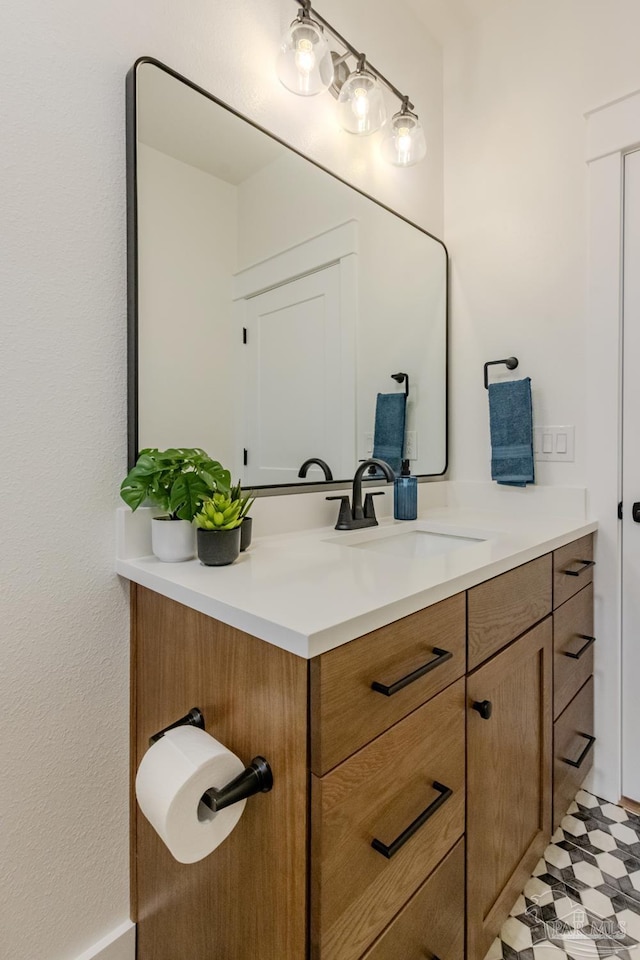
[585,87,640,801]
[232,220,358,300]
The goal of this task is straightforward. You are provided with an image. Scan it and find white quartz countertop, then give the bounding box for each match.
[116,505,597,659]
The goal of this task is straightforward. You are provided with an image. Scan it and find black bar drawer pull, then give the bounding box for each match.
[371,781,452,859]
[563,732,596,769]
[564,559,595,578]
[564,635,596,660]
[371,648,453,697]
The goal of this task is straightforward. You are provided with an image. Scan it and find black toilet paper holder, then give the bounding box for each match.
[149,708,274,812]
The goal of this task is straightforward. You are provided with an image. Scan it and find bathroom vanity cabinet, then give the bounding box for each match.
[130,533,595,960]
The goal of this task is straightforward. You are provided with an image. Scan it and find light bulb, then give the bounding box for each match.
[295,38,315,78]
[396,125,412,165]
[337,69,386,135]
[277,17,334,97]
[380,109,427,166]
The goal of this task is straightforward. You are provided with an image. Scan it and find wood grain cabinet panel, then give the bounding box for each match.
[132,586,309,960]
[310,593,466,775]
[553,534,594,609]
[554,677,595,830]
[311,679,466,960]
[467,618,553,960]
[467,555,552,670]
[360,839,465,960]
[554,584,595,720]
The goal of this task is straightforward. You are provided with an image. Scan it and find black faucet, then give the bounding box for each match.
[327,458,395,531]
[298,458,334,482]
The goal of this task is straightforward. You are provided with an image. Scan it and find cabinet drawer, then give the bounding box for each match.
[554,584,594,720]
[554,676,595,830]
[553,535,594,609]
[361,839,465,960]
[311,679,465,960]
[310,594,466,775]
[467,555,552,670]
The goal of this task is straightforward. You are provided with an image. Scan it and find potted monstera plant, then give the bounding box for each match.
[194,490,254,566]
[120,448,230,562]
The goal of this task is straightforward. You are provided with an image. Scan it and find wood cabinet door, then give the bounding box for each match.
[467,618,553,959]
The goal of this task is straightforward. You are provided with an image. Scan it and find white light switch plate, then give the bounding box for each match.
[533,425,575,462]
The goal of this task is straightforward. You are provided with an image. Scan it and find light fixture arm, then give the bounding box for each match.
[292,0,415,111]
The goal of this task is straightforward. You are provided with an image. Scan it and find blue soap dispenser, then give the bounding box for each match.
[394,459,417,520]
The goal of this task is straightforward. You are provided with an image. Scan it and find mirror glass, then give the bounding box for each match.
[130,60,448,488]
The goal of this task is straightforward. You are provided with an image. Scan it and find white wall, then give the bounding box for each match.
[443,0,640,803]
[137,144,237,463]
[0,2,442,958]
[444,0,640,485]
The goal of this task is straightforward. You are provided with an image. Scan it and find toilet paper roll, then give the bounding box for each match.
[135,725,247,864]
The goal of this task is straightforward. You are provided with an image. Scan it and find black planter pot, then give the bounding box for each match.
[240,517,253,552]
[197,527,241,566]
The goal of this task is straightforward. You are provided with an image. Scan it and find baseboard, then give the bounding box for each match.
[73,922,135,960]
[621,795,640,816]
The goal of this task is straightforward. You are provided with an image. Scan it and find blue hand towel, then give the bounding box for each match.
[372,392,407,476]
[488,378,535,487]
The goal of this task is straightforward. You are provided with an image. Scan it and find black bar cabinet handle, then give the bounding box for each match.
[564,635,596,660]
[563,732,596,769]
[371,781,452,859]
[371,648,453,697]
[564,559,596,577]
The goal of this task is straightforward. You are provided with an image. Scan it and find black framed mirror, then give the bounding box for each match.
[127,58,448,490]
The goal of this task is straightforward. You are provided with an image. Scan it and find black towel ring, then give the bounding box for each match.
[391,372,409,397]
[484,357,519,390]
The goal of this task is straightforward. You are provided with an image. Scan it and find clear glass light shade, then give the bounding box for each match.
[337,70,386,135]
[380,110,427,166]
[277,18,334,96]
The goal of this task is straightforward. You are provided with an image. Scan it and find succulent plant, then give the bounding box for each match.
[195,493,245,531]
[229,480,255,521]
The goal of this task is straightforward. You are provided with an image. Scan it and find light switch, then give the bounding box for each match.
[533,425,575,462]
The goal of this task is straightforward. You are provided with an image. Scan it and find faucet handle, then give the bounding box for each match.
[326,495,353,530]
[364,491,385,520]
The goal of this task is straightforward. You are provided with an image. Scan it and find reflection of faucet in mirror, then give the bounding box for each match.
[298,458,334,482]
[326,458,395,531]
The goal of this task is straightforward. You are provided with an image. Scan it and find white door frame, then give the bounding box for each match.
[586,88,640,801]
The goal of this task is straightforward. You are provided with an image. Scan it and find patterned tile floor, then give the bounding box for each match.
[486,791,640,959]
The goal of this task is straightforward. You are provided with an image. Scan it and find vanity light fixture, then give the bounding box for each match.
[277,3,334,96]
[277,0,426,163]
[380,99,427,167]
[337,57,386,136]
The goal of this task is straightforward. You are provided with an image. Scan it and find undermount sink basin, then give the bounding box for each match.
[327,523,487,560]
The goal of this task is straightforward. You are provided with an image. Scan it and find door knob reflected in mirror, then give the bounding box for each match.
[472,699,493,720]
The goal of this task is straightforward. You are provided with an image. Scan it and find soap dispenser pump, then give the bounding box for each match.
[394,459,417,521]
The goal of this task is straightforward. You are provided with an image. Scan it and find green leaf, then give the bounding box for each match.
[120,475,149,511]
[169,472,209,522]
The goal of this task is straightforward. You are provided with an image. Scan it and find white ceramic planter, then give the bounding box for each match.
[151,517,195,562]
